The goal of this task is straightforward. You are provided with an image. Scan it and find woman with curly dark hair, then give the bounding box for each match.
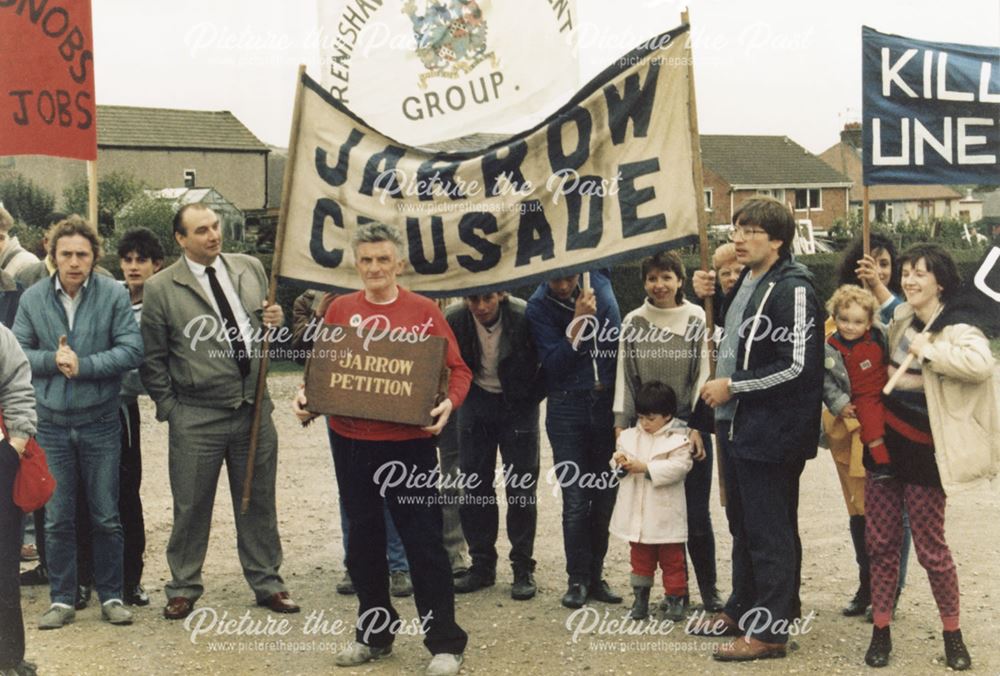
[838,232,903,324]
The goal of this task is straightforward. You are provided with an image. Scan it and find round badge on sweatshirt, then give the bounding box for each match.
[349,314,362,327]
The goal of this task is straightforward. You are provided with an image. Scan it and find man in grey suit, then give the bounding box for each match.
[140,204,298,620]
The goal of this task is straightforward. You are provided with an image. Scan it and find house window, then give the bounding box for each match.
[918,200,933,221]
[886,204,894,223]
[183,169,196,188]
[794,188,821,210]
[755,189,785,202]
[704,189,713,211]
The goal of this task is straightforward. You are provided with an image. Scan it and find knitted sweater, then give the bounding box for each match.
[613,299,709,429]
[324,287,472,442]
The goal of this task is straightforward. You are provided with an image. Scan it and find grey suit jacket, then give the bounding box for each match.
[140,254,269,421]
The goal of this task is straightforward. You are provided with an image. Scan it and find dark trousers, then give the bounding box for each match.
[0,441,24,669]
[719,421,804,644]
[330,430,468,656]
[685,435,717,598]
[119,401,145,589]
[457,384,539,574]
[545,388,617,585]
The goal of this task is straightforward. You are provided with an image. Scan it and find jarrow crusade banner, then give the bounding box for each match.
[280,24,699,297]
[862,25,1000,186]
[317,0,578,145]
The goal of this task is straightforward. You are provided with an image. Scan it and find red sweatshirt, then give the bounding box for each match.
[827,329,887,445]
[324,287,472,441]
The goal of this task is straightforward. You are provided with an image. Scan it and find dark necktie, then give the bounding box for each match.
[205,265,251,377]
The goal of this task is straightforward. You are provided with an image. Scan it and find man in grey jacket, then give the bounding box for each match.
[140,204,296,620]
[13,216,143,629]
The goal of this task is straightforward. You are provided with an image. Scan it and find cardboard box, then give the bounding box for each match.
[304,323,448,427]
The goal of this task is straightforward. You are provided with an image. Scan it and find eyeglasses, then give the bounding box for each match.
[728,225,768,241]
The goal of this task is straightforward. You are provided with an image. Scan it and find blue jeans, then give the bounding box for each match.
[545,388,617,585]
[37,414,124,605]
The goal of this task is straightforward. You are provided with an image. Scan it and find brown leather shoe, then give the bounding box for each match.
[257,592,300,614]
[163,597,195,620]
[713,636,787,662]
[686,612,741,637]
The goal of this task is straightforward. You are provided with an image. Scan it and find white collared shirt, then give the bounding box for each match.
[184,256,254,349]
[55,275,90,330]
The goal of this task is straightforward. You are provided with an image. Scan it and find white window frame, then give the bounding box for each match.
[794,188,822,211]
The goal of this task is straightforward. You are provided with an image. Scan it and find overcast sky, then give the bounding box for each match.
[91,0,999,155]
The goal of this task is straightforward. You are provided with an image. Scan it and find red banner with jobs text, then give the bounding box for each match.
[0,0,96,160]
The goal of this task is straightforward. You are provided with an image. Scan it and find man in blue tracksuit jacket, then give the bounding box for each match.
[526,269,623,609]
[13,216,143,629]
[692,197,824,662]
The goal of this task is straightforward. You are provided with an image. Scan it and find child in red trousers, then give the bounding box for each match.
[609,381,693,621]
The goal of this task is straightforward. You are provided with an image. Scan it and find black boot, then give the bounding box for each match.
[865,625,891,668]
[844,515,871,617]
[628,586,651,620]
[943,629,971,671]
[699,586,724,612]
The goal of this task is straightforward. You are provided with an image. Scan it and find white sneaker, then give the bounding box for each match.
[334,641,392,667]
[38,604,75,630]
[101,599,134,625]
[426,653,463,676]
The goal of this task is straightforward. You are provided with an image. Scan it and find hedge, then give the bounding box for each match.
[96,246,991,360]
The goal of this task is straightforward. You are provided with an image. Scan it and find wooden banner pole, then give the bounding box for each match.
[681,8,714,376]
[86,160,98,227]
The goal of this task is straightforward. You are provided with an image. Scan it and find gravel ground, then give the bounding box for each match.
[17,373,1000,675]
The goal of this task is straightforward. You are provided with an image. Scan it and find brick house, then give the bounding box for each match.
[700,135,852,231]
[3,105,269,213]
[818,124,964,225]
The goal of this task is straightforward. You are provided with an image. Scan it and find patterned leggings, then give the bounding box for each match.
[865,475,960,630]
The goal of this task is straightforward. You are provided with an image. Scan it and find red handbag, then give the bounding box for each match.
[13,438,56,512]
[0,410,56,512]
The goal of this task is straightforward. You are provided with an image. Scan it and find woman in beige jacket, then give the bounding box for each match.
[864,243,997,671]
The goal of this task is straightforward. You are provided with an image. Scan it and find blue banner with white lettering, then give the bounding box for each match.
[862,26,1000,185]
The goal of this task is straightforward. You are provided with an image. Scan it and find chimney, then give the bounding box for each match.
[841,122,862,149]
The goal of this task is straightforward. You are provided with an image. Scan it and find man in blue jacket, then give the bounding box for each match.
[526,270,623,609]
[13,216,143,630]
[692,197,823,661]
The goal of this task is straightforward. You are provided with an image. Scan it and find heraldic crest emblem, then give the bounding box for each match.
[402,0,499,88]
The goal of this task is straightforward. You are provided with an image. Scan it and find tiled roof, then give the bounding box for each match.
[96,105,267,152]
[818,141,962,202]
[700,135,851,187]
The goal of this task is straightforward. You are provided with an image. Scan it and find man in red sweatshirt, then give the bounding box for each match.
[294,223,470,676]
